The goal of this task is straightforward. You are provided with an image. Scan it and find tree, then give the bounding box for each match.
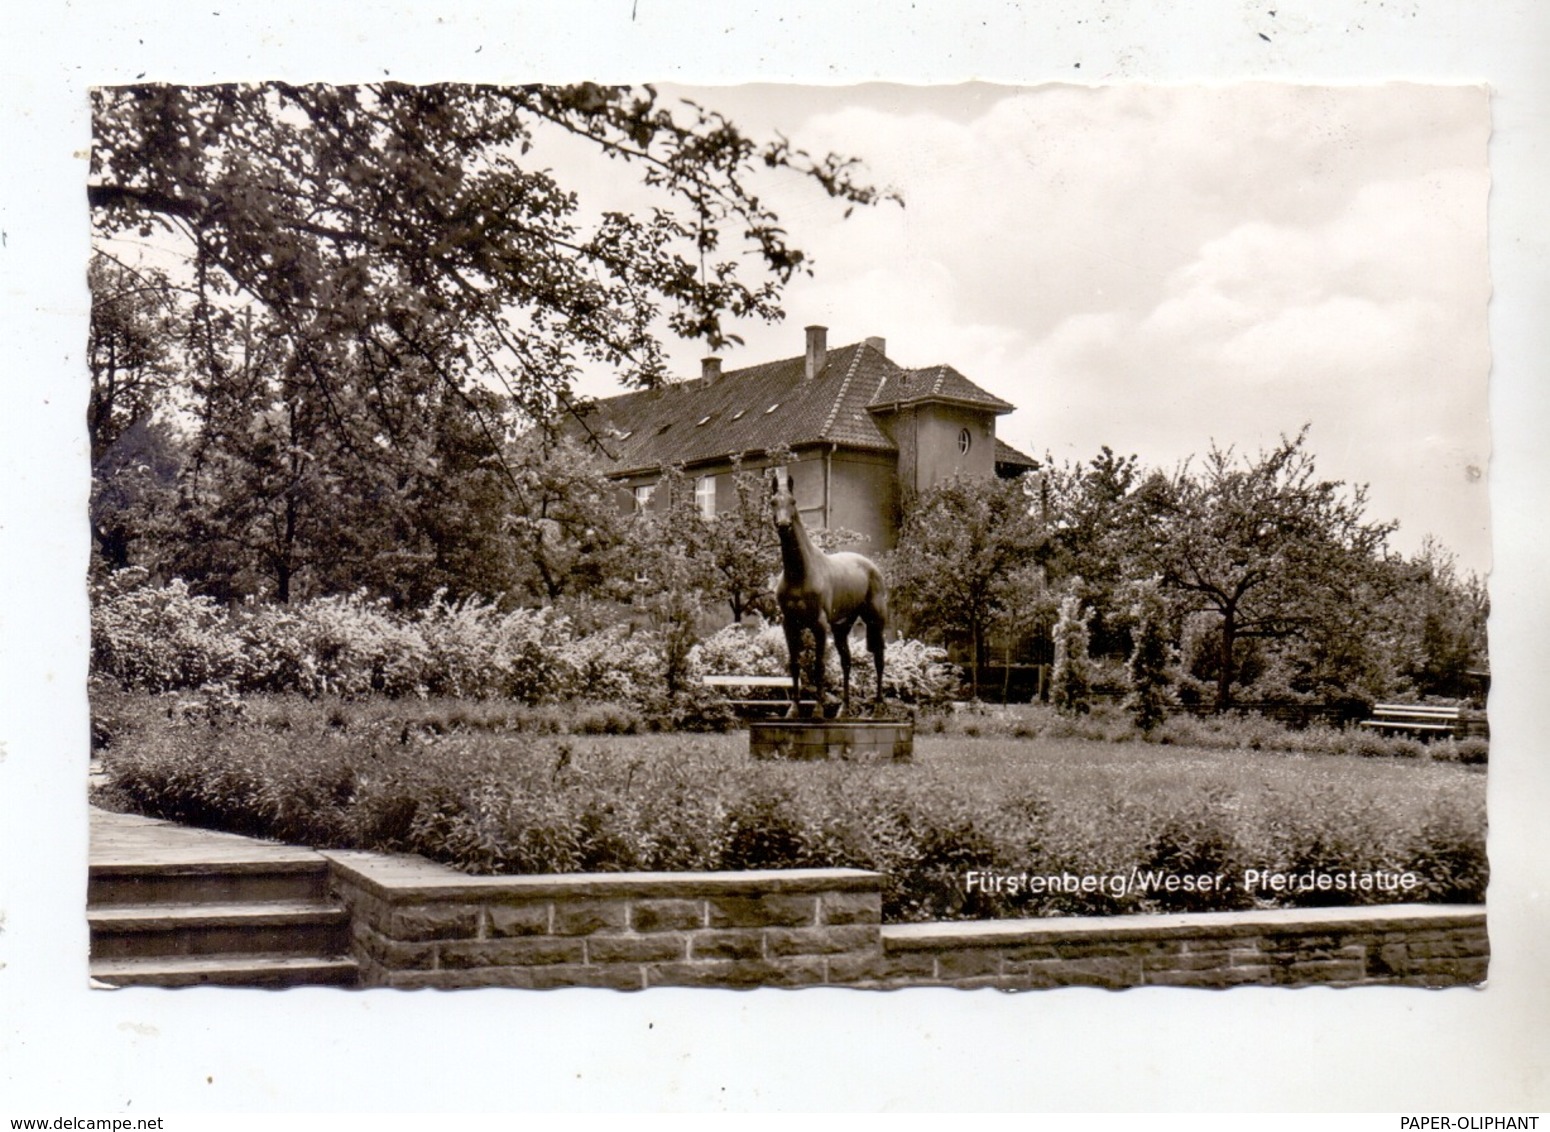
[89,415,184,576]
[1123,578,1173,732]
[703,459,780,623]
[1050,592,1094,715]
[88,256,187,572]
[90,83,892,451]
[887,474,1046,699]
[89,83,893,609]
[624,467,719,697]
[1383,537,1490,700]
[169,317,378,604]
[1038,446,1143,655]
[88,257,182,465]
[1134,427,1395,711]
[502,430,630,609]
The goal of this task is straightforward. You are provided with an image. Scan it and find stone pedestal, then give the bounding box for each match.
[748,719,914,763]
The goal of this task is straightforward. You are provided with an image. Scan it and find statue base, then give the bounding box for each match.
[748,718,914,763]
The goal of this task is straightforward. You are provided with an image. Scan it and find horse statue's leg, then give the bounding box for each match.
[866,613,886,716]
[810,620,828,720]
[782,622,805,719]
[832,619,855,719]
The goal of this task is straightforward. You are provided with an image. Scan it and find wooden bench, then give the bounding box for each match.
[701,674,808,718]
[1360,703,1463,740]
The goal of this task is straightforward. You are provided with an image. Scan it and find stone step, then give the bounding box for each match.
[89,900,350,961]
[91,954,359,989]
[89,859,332,907]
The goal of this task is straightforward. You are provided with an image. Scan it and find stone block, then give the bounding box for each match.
[487,902,551,938]
[947,975,1035,991]
[438,937,585,969]
[586,933,688,964]
[1015,956,1143,989]
[385,904,480,942]
[1142,950,1238,974]
[1051,941,1150,961]
[820,891,881,926]
[934,948,1005,981]
[1273,958,1366,985]
[1229,947,1274,967]
[645,956,829,989]
[765,925,878,957]
[707,893,816,929]
[386,968,535,990]
[824,950,894,984]
[551,899,631,936]
[1368,943,1412,977]
[1143,966,1273,988]
[874,949,939,980]
[354,920,436,970]
[632,898,705,932]
[525,964,648,991]
[690,929,765,960]
[1408,938,1486,959]
[1408,956,1488,980]
[1001,943,1062,963]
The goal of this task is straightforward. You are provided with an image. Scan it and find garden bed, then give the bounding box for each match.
[92,691,1487,924]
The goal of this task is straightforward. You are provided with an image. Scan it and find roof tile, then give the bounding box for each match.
[573,339,1014,473]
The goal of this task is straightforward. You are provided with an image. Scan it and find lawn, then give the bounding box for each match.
[93,692,1487,923]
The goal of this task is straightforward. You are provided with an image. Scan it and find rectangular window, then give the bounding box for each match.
[696,475,716,519]
[634,483,657,511]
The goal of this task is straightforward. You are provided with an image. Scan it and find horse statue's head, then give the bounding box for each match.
[770,472,799,533]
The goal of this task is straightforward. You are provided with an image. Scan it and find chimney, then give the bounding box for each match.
[865,335,886,355]
[804,325,828,381]
[701,357,722,382]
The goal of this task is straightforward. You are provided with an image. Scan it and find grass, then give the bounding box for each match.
[92,689,1487,924]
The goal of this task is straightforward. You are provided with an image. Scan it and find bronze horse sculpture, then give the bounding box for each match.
[771,472,887,718]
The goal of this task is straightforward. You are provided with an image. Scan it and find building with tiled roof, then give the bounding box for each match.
[573,326,1036,549]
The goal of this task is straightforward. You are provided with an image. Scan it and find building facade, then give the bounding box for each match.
[573,326,1036,550]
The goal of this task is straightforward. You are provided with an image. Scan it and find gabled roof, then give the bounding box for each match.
[867,364,1015,414]
[994,437,1039,472]
[572,338,1016,475]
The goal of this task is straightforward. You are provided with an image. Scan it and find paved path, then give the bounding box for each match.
[91,806,325,868]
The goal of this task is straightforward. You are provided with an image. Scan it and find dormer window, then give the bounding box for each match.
[730,409,746,421]
[765,403,780,414]
[696,415,713,426]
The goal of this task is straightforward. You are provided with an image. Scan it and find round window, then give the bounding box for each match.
[958,427,972,456]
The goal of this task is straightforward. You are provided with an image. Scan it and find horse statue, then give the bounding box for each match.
[770,472,887,718]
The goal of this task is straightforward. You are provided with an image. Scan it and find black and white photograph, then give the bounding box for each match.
[5,0,1549,1115]
[82,80,1491,993]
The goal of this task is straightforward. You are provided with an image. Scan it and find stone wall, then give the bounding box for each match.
[867,905,1488,990]
[324,852,881,990]
[323,852,1486,991]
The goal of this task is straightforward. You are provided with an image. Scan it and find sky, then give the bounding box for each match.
[563,83,1492,574]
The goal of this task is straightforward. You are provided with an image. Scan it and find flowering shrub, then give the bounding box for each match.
[417,598,575,703]
[690,619,790,678]
[91,573,650,705]
[91,571,245,691]
[240,593,429,697]
[99,702,1488,922]
[558,623,670,706]
[690,617,960,705]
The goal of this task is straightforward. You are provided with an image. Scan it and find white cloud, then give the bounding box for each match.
[574,83,1491,571]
